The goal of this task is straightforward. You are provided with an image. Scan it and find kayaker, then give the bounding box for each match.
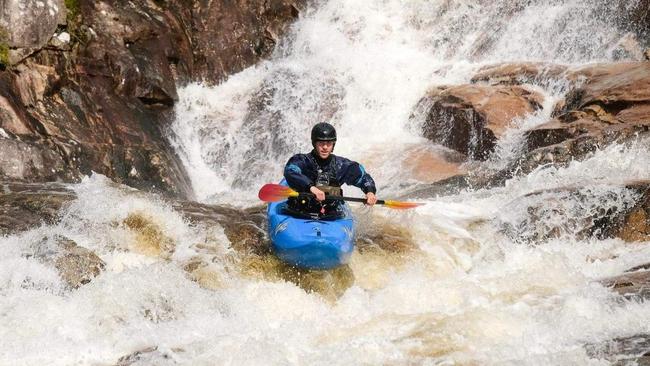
[284,122,377,219]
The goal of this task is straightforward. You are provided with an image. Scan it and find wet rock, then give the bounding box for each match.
[33,234,105,289]
[115,346,179,366]
[610,32,646,61]
[605,181,650,242]
[471,62,569,86]
[51,236,105,289]
[172,200,269,255]
[356,220,417,254]
[645,49,650,61]
[400,144,466,183]
[123,212,175,259]
[174,0,305,83]
[415,84,543,159]
[514,113,650,177]
[558,62,650,115]
[498,181,650,244]
[601,270,650,302]
[399,174,472,199]
[0,0,64,51]
[182,257,223,290]
[498,62,650,178]
[0,0,306,199]
[0,181,75,235]
[0,138,70,181]
[585,334,650,366]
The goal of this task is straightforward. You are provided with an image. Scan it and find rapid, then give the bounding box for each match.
[2,0,650,365]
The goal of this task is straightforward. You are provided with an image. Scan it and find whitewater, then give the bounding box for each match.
[2,0,650,365]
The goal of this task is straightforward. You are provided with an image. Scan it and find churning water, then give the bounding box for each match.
[2,0,650,364]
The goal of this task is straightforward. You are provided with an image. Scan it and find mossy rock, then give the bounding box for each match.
[64,0,80,22]
[0,26,9,68]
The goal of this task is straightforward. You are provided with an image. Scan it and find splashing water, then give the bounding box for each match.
[3,0,650,364]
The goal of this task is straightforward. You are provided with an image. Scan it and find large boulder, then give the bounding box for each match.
[500,62,650,177]
[498,180,650,244]
[0,0,65,64]
[558,62,650,115]
[179,0,304,83]
[0,181,75,235]
[34,235,106,289]
[0,0,306,199]
[471,62,569,86]
[415,84,543,159]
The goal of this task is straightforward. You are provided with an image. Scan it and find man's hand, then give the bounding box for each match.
[366,192,377,205]
[310,186,326,201]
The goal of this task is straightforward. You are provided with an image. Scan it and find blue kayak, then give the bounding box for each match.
[267,183,355,270]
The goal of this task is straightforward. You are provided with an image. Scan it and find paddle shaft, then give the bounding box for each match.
[297,193,384,205]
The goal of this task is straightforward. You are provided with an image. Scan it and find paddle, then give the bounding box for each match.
[258,183,423,210]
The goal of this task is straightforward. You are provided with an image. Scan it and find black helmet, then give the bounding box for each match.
[311,122,337,144]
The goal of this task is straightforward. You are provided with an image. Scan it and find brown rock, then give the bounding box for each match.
[417,84,543,159]
[52,236,105,289]
[182,0,304,83]
[610,32,646,61]
[560,62,650,115]
[0,0,306,199]
[123,212,176,259]
[513,62,650,177]
[616,103,650,124]
[585,334,650,365]
[471,62,568,86]
[0,181,76,235]
[609,181,650,242]
[0,81,33,135]
[515,117,650,179]
[32,234,105,289]
[0,0,63,50]
[601,270,650,301]
[498,180,650,243]
[0,137,74,182]
[172,200,269,255]
[115,346,179,366]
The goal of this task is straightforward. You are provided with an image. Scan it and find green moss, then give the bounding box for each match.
[0,27,8,67]
[64,0,80,23]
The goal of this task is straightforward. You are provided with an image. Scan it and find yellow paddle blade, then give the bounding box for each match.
[258,183,300,202]
[382,200,424,210]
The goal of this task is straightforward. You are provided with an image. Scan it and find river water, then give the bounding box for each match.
[2,0,650,365]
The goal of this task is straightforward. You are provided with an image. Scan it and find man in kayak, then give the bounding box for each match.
[284,122,377,219]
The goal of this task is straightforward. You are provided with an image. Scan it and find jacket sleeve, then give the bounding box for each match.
[339,158,377,194]
[284,154,313,192]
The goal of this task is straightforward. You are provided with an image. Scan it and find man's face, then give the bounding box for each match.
[315,140,334,159]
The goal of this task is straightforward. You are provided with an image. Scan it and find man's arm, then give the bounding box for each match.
[284,154,313,192]
[339,158,377,204]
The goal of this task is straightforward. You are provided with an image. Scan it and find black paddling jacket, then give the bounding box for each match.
[284,151,377,194]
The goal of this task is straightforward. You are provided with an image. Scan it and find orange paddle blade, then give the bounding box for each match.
[258,183,299,202]
[382,200,424,210]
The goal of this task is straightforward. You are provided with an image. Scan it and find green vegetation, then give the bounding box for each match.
[0,27,9,68]
[64,0,80,22]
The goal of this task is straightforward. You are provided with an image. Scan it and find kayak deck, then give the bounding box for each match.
[267,201,355,270]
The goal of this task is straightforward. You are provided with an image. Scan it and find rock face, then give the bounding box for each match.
[514,62,650,175]
[415,84,543,159]
[0,0,64,50]
[0,0,306,199]
[172,200,268,255]
[496,180,650,244]
[423,61,650,186]
[471,62,569,86]
[43,235,106,289]
[0,181,75,235]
